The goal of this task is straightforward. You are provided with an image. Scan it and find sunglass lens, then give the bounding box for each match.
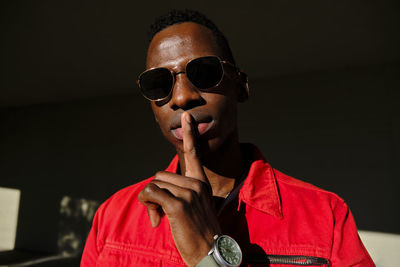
[139,68,173,100]
[186,56,223,89]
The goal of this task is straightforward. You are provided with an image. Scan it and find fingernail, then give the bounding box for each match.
[184,112,191,124]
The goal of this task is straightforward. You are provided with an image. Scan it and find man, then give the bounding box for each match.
[81,9,374,266]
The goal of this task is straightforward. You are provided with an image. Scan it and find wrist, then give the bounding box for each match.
[189,240,213,267]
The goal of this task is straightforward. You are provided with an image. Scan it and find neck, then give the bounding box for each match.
[177,133,246,197]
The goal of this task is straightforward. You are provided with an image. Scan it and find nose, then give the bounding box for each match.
[169,73,205,110]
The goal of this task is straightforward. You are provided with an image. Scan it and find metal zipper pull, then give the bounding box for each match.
[246,254,330,266]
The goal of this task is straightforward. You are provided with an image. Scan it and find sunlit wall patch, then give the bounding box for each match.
[58,196,99,256]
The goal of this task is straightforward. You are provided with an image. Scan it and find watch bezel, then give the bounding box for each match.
[211,235,242,267]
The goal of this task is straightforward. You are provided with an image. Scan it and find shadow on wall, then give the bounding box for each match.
[58,196,99,256]
[0,187,98,266]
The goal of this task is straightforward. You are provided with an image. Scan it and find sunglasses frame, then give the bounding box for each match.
[137,56,239,102]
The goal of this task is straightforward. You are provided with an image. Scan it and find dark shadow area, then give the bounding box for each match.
[219,199,269,266]
[14,191,60,253]
[0,251,81,267]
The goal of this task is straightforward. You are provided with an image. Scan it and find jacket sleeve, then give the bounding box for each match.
[81,207,101,267]
[330,199,375,266]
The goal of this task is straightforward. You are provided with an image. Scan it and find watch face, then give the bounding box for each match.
[216,235,242,266]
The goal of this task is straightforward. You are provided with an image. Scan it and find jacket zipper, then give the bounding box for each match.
[246,254,329,266]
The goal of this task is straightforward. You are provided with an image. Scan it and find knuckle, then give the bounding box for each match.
[143,183,157,194]
[138,190,144,201]
[185,145,198,156]
[191,180,203,194]
[154,171,164,180]
[138,184,155,201]
[181,189,192,202]
[189,145,197,154]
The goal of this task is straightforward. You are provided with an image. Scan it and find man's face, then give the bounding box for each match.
[146,22,243,153]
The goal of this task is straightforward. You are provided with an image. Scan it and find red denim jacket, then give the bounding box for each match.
[81,146,374,266]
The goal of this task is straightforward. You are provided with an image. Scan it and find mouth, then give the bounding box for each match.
[170,113,213,140]
[171,121,213,140]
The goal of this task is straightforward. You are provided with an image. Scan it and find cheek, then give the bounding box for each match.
[220,103,238,133]
[151,105,167,131]
[151,104,179,143]
[209,91,237,116]
[208,95,238,132]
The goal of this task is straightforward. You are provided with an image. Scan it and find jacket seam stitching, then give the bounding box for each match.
[103,241,183,264]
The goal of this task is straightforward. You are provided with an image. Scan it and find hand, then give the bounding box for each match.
[138,112,221,267]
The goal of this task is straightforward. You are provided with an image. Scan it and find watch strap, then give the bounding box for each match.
[196,254,220,267]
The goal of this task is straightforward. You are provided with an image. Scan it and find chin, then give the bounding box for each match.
[197,135,233,159]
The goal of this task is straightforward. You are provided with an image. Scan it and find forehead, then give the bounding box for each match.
[146,22,223,69]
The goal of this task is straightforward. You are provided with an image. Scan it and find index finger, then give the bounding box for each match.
[181,112,207,182]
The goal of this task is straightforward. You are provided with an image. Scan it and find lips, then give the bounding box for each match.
[171,122,213,140]
[170,112,213,140]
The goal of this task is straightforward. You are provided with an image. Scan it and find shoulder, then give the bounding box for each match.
[244,143,347,211]
[108,177,153,203]
[272,167,348,213]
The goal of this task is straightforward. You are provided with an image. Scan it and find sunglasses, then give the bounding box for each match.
[137,56,238,101]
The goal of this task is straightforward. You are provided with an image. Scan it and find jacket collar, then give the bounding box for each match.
[165,144,283,219]
[238,145,283,219]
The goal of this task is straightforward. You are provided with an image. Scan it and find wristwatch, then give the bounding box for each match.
[197,235,242,267]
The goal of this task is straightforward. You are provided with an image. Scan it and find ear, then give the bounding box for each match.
[236,71,249,103]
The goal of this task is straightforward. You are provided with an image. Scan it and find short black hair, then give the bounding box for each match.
[147,9,235,64]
